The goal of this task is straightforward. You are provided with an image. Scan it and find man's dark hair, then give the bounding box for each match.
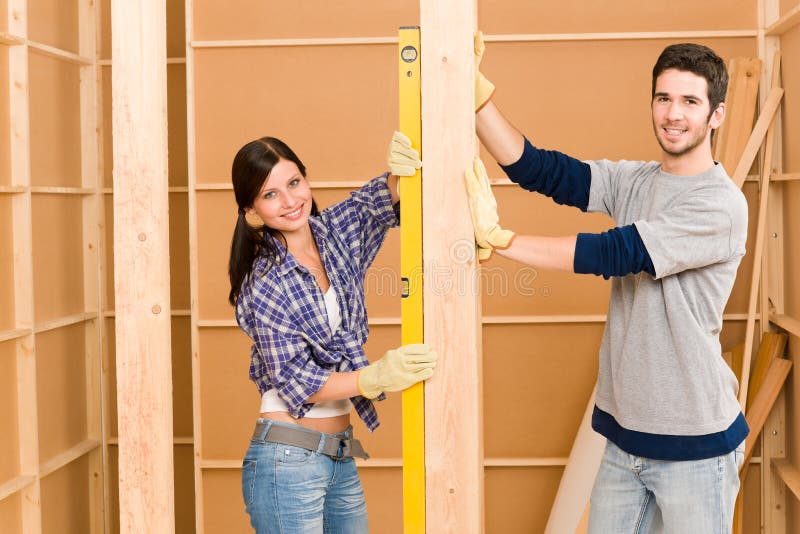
[652,43,729,118]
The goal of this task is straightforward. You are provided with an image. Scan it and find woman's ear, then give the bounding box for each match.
[244,207,264,227]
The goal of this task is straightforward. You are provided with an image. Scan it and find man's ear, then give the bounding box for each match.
[710,102,725,130]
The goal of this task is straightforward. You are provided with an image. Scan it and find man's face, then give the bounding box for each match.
[651,68,723,158]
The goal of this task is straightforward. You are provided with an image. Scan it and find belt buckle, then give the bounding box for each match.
[333,438,351,460]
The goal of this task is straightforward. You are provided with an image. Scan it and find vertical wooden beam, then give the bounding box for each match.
[420,2,484,532]
[184,0,206,530]
[8,0,43,530]
[78,0,105,532]
[111,0,175,532]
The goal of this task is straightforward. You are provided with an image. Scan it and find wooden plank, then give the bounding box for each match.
[32,311,97,334]
[185,0,206,530]
[771,313,800,338]
[0,475,36,502]
[765,4,800,36]
[38,439,102,478]
[731,87,783,189]
[0,328,31,343]
[111,0,176,531]
[772,172,800,181]
[545,388,605,534]
[746,332,787,408]
[420,3,483,532]
[772,458,800,501]
[27,40,93,65]
[713,57,761,174]
[741,359,792,468]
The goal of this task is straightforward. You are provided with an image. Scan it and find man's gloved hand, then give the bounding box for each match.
[474,31,496,111]
[465,156,515,260]
[358,343,437,399]
[387,131,422,176]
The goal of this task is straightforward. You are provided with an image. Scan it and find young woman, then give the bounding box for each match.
[228,133,436,533]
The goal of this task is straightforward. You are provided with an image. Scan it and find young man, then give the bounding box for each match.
[467,41,749,532]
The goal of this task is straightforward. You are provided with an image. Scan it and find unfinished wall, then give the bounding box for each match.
[0,0,103,532]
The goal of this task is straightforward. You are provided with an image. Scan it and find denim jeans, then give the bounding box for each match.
[588,440,745,534]
[242,419,368,534]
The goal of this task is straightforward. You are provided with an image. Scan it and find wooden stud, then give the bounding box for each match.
[111,0,176,531]
[184,0,207,530]
[771,314,800,338]
[419,2,484,531]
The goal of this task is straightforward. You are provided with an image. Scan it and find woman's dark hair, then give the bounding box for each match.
[228,137,319,305]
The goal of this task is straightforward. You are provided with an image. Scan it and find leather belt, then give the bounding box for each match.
[252,421,369,460]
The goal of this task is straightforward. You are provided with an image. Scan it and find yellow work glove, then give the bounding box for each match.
[387,131,422,176]
[358,343,437,400]
[465,156,515,259]
[474,31,496,111]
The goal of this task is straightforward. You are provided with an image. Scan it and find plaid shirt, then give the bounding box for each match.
[235,174,398,431]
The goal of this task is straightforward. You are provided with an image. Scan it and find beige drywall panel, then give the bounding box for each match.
[201,470,252,532]
[31,194,84,322]
[196,327,257,459]
[35,324,87,464]
[485,467,563,533]
[727,182,761,313]
[484,324,602,458]
[170,193,191,309]
[0,341,20,483]
[192,1,418,41]
[479,0,756,34]
[0,491,21,534]
[27,0,79,53]
[743,463,763,533]
[0,196,14,329]
[107,445,197,534]
[192,46,396,184]
[359,468,403,532]
[0,46,9,185]
[0,1,7,31]
[168,64,189,187]
[39,454,90,533]
[28,53,82,188]
[105,318,194,439]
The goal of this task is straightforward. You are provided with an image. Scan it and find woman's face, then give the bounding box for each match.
[246,158,313,235]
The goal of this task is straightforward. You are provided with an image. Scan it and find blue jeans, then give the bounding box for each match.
[242,419,369,534]
[589,440,744,533]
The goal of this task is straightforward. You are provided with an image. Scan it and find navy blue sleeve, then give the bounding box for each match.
[573,224,655,279]
[499,137,591,211]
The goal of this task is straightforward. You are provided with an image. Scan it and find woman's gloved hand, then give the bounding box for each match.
[358,343,437,399]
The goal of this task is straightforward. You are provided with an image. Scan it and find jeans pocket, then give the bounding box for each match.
[241,460,257,506]
[274,444,314,466]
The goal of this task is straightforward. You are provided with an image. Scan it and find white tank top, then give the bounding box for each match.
[259,285,353,417]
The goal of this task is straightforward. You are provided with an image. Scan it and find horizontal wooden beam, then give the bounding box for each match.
[30,186,96,195]
[39,438,102,478]
[33,312,97,334]
[188,30,757,51]
[772,458,800,501]
[28,40,92,65]
[765,5,800,36]
[0,328,32,343]
[0,186,27,194]
[0,475,36,501]
[771,313,800,338]
[0,32,25,45]
[772,172,800,182]
[107,436,194,445]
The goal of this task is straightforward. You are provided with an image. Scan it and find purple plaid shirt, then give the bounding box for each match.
[235,174,398,431]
